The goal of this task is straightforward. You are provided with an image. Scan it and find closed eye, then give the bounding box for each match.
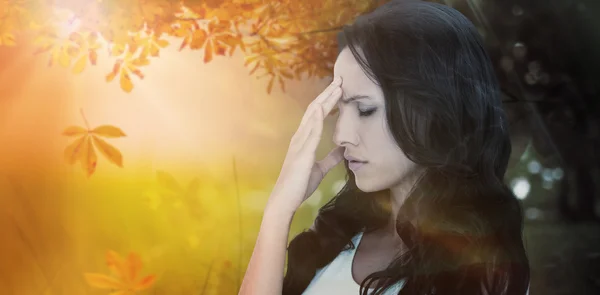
[358,107,376,117]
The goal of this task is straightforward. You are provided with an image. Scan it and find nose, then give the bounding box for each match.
[333,111,359,147]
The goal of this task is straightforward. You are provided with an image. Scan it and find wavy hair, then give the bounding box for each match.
[283,1,530,294]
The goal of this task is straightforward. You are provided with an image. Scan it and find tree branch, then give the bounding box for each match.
[299,25,344,35]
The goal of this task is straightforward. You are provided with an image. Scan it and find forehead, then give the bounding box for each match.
[333,48,383,101]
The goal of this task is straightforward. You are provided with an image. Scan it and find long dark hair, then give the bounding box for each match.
[283,1,530,294]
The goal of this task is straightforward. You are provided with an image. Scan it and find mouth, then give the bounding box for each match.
[347,160,368,171]
[344,154,368,171]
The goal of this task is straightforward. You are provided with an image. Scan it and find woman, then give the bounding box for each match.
[239,0,530,294]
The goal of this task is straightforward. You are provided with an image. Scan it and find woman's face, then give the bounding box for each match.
[332,48,418,193]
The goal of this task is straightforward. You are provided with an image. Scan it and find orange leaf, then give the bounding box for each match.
[89,50,98,65]
[92,135,123,167]
[135,275,156,291]
[126,252,142,284]
[106,61,121,82]
[91,125,126,138]
[190,29,207,50]
[106,251,127,279]
[62,126,87,136]
[84,273,126,289]
[203,40,213,63]
[179,37,190,51]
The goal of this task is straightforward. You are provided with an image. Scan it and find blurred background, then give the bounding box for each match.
[0,0,598,294]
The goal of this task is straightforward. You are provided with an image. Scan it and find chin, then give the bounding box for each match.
[354,177,386,193]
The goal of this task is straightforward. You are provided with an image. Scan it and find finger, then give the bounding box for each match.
[299,77,342,127]
[316,146,345,175]
[313,76,342,106]
[300,86,342,129]
[321,87,343,117]
[299,105,324,156]
[290,109,318,151]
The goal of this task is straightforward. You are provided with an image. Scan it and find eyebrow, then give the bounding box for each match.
[340,94,372,104]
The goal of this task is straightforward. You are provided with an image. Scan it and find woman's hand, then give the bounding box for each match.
[266,77,345,216]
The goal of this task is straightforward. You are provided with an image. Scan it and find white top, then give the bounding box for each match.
[302,231,406,295]
[301,231,531,295]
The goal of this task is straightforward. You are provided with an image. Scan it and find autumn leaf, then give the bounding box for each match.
[155,171,204,219]
[106,51,150,92]
[84,251,156,294]
[134,34,170,57]
[1,0,387,93]
[70,32,102,74]
[62,110,126,177]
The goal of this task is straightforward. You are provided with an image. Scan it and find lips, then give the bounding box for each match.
[344,155,368,171]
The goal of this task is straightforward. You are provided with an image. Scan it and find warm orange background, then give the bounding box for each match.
[0,36,348,294]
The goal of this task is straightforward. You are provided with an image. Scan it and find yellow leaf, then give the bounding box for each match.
[59,50,70,68]
[62,125,87,136]
[91,125,126,138]
[111,44,125,56]
[156,171,182,192]
[84,273,126,289]
[156,39,169,47]
[64,136,86,164]
[120,71,133,92]
[132,56,150,67]
[92,135,123,167]
[72,55,87,74]
[80,137,97,177]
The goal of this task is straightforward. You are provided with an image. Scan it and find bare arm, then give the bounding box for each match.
[238,206,294,295]
[238,77,343,295]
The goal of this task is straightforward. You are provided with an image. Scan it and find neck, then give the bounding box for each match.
[386,169,423,235]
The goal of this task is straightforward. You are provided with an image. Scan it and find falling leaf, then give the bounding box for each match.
[62,111,126,177]
[92,136,123,167]
[84,251,156,294]
[92,125,127,137]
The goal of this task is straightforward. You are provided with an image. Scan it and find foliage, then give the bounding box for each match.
[84,250,156,294]
[1,0,387,93]
[62,109,126,177]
